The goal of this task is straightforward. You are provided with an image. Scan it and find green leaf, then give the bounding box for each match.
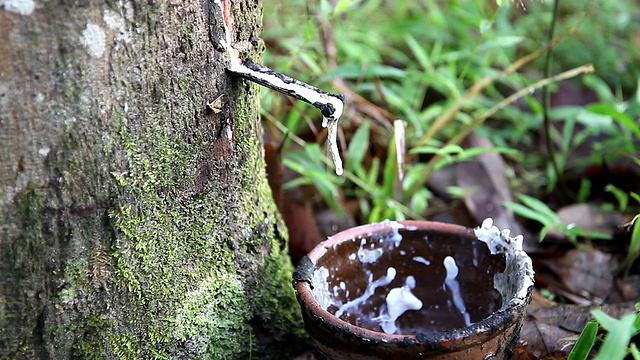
[577,178,592,202]
[308,168,344,218]
[284,107,304,134]
[298,51,323,76]
[318,0,332,18]
[550,106,581,121]
[582,230,613,240]
[479,18,493,34]
[368,202,383,223]
[392,207,406,221]
[576,108,615,131]
[546,160,558,192]
[583,74,616,103]
[561,116,577,153]
[446,186,477,199]
[347,121,370,169]
[333,0,351,16]
[567,320,598,360]
[439,144,464,154]
[402,163,426,193]
[367,157,380,187]
[539,224,551,242]
[304,21,314,41]
[629,343,640,360]
[627,215,640,266]
[359,198,371,220]
[405,34,432,71]
[517,194,559,220]
[605,184,629,211]
[408,188,430,216]
[410,144,464,156]
[586,103,640,139]
[458,146,524,161]
[503,202,552,226]
[526,94,544,114]
[283,177,313,190]
[592,309,639,360]
[382,136,398,197]
[409,146,441,154]
[282,145,344,218]
[480,35,524,49]
[320,63,407,82]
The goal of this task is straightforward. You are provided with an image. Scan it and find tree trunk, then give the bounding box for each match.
[0,1,304,358]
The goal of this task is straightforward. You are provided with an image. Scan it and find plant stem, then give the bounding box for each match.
[543,0,570,196]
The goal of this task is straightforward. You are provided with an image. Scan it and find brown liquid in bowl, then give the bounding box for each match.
[314,227,506,334]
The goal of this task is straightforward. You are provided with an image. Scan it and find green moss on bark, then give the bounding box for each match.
[173,272,251,358]
[98,76,303,359]
[1,1,305,359]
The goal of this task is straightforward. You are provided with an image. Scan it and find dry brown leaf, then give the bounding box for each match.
[291,351,316,360]
[616,275,640,301]
[543,248,620,301]
[519,319,576,359]
[427,164,457,200]
[547,203,627,239]
[527,289,559,313]
[530,301,638,332]
[512,347,541,360]
[455,133,526,238]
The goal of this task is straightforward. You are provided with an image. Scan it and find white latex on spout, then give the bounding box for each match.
[474,218,535,307]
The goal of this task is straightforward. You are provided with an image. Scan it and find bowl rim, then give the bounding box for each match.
[293,219,533,348]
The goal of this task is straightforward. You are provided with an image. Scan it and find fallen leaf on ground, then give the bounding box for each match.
[530,301,638,333]
[527,288,559,312]
[291,351,315,360]
[519,319,576,358]
[456,133,526,238]
[542,248,619,301]
[616,275,640,301]
[547,203,627,239]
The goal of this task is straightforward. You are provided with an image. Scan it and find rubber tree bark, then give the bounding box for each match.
[0,0,304,358]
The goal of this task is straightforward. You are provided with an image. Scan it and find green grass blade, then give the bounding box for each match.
[627,215,640,266]
[517,193,560,220]
[605,184,629,211]
[629,343,640,360]
[586,103,640,139]
[333,0,352,16]
[592,309,638,360]
[347,121,370,168]
[503,201,553,225]
[382,136,397,197]
[567,320,598,360]
[405,34,433,71]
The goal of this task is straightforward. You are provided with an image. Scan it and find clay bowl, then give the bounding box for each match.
[293,219,534,360]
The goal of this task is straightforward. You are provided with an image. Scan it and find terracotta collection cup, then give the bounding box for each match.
[293,219,534,360]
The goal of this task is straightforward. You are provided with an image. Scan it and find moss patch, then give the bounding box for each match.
[1,1,307,358]
[102,47,303,359]
[172,272,250,358]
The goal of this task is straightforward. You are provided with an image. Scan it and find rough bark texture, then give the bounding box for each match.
[0,0,304,358]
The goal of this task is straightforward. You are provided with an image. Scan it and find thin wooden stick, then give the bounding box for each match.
[414,25,578,149]
[409,64,595,193]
